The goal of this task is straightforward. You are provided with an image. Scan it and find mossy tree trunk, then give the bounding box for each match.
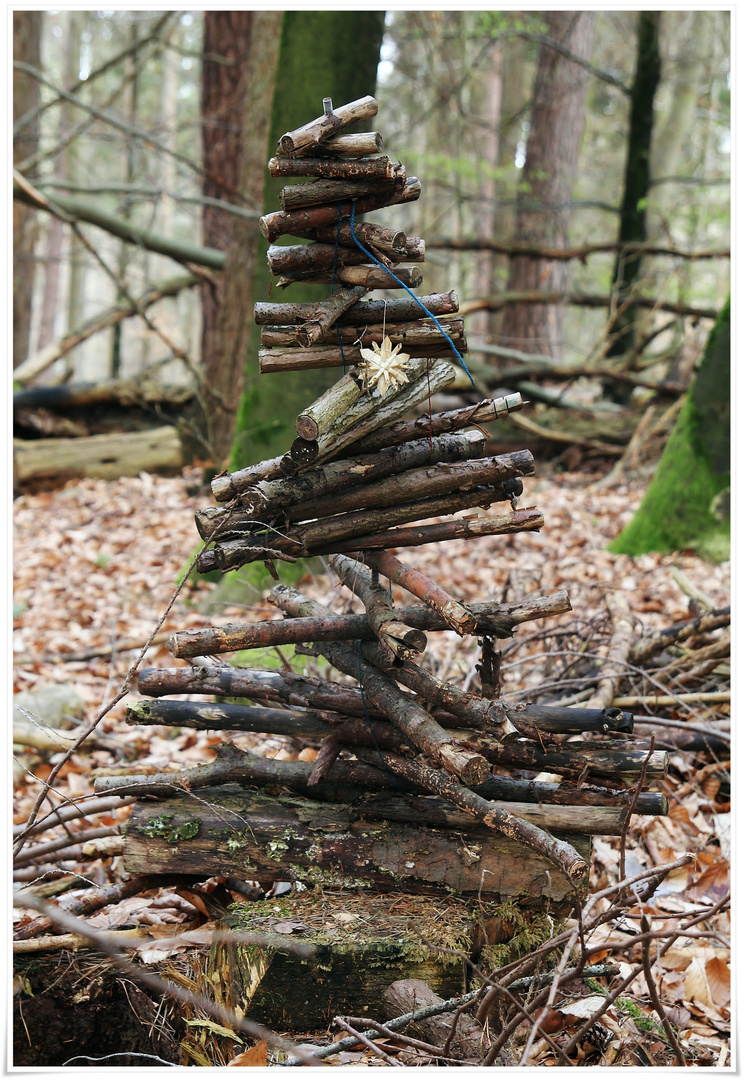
[605,11,662,367]
[609,298,729,560]
[230,10,386,470]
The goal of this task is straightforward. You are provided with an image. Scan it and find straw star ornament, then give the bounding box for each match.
[358,335,412,397]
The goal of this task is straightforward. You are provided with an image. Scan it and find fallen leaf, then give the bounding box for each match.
[273,920,308,934]
[684,958,714,1008]
[227,1041,267,1066]
[705,957,730,1006]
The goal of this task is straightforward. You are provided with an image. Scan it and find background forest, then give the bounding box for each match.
[13,10,731,1069]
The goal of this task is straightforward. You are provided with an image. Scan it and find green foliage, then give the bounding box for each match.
[609,299,730,560]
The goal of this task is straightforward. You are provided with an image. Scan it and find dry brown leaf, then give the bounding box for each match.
[689,861,729,902]
[683,958,714,1008]
[704,957,730,1006]
[227,1040,268,1066]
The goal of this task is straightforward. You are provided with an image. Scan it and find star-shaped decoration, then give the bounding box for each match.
[358,335,411,398]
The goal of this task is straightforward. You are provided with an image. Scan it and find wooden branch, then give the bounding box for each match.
[137,664,383,719]
[293,286,367,347]
[355,550,476,635]
[14,175,227,270]
[254,290,458,327]
[328,553,427,663]
[202,432,485,527]
[305,224,421,261]
[365,751,588,890]
[286,450,534,523]
[583,592,635,710]
[629,607,730,665]
[168,587,570,658]
[460,291,718,322]
[260,337,453,374]
[428,236,729,261]
[266,242,370,276]
[258,179,421,244]
[263,317,462,351]
[273,264,424,293]
[294,370,366,442]
[276,95,378,156]
[332,506,543,552]
[303,131,383,158]
[467,735,669,781]
[268,155,403,181]
[346,392,525,454]
[13,275,200,385]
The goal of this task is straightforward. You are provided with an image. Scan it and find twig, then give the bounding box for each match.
[619,735,655,885]
[333,1018,402,1066]
[611,691,729,707]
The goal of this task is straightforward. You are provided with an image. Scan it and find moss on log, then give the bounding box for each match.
[609,298,730,560]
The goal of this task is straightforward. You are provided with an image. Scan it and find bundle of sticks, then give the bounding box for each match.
[105,98,668,905]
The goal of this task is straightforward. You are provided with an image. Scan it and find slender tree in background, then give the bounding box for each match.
[13,11,42,368]
[231,10,386,469]
[499,11,595,356]
[200,11,282,462]
[605,11,662,367]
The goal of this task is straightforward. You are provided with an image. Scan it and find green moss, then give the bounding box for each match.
[609,299,730,560]
[139,813,201,843]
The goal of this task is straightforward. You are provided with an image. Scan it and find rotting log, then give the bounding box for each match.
[13,425,182,484]
[123,786,590,905]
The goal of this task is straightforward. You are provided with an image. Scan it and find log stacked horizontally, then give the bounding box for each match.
[111,96,668,909]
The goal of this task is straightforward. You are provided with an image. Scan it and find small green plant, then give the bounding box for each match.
[616,997,666,1037]
[94,552,112,568]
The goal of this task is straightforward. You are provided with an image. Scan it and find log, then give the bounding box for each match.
[268,155,404,181]
[384,980,483,1062]
[303,130,383,157]
[467,735,669,781]
[294,370,366,442]
[259,330,453,372]
[266,242,371,277]
[275,264,424,293]
[294,286,367,347]
[310,358,456,465]
[13,425,182,484]
[263,317,463,351]
[356,550,476,635]
[276,95,379,156]
[137,664,382,718]
[333,506,542,552]
[328,553,427,663]
[258,178,421,243]
[200,432,486,528]
[167,588,570,658]
[286,450,534,524]
[279,177,403,213]
[346,393,525,454]
[254,291,459,327]
[307,226,424,262]
[123,784,588,902]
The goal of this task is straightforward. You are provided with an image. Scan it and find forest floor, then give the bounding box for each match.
[13,464,730,1067]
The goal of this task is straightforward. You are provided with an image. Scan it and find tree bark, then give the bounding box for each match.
[254,290,458,327]
[500,12,595,356]
[200,11,282,463]
[13,11,43,367]
[606,11,662,368]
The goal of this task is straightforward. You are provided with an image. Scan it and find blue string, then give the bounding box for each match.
[357,640,405,793]
[348,201,474,387]
[331,208,347,373]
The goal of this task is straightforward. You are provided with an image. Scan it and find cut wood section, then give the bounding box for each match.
[262,317,463,350]
[254,290,458,327]
[276,94,378,156]
[353,550,476,635]
[303,130,383,157]
[268,155,404,181]
[13,425,182,484]
[275,264,424,293]
[123,786,589,904]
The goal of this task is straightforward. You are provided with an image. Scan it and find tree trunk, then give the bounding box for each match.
[609,297,729,560]
[605,11,662,367]
[200,11,282,465]
[499,12,595,356]
[231,11,386,471]
[13,11,43,368]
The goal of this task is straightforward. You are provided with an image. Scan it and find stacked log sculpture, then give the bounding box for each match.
[107,97,668,912]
